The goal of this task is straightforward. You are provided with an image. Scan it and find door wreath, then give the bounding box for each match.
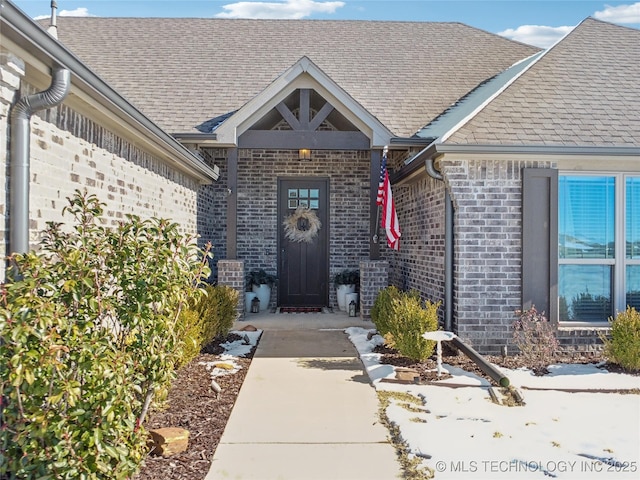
[283,206,321,243]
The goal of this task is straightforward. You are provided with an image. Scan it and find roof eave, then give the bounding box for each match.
[173,133,219,145]
[393,143,640,184]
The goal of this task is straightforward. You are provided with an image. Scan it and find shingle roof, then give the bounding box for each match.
[49,18,539,137]
[447,18,640,147]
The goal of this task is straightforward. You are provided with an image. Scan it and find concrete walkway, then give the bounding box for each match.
[205,311,401,480]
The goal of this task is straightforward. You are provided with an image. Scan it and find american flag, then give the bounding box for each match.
[376,147,401,250]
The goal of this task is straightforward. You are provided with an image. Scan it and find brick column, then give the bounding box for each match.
[359,260,388,319]
[217,259,245,321]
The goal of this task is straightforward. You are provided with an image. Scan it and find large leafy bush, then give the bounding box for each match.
[603,306,640,371]
[0,190,210,479]
[371,287,439,361]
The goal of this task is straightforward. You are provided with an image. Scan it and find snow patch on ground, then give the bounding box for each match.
[199,330,262,379]
[346,327,640,479]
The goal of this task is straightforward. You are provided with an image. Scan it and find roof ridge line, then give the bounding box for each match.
[436,49,547,144]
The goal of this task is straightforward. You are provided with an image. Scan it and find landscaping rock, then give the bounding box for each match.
[214,362,235,370]
[239,324,258,331]
[395,367,420,383]
[149,427,189,457]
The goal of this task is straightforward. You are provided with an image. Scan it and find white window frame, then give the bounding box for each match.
[558,172,640,326]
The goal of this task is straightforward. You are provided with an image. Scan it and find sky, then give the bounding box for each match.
[10,0,640,48]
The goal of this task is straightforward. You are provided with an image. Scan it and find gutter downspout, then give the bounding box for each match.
[425,158,454,332]
[9,66,70,256]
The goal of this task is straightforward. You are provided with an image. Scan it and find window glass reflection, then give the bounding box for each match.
[559,265,612,322]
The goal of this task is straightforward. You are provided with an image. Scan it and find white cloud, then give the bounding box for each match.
[58,7,95,17]
[498,25,575,49]
[594,2,640,24]
[499,2,640,49]
[216,0,345,19]
[34,7,95,20]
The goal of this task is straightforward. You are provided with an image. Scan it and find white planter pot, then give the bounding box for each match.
[345,292,359,314]
[252,284,271,311]
[245,292,258,313]
[336,284,356,311]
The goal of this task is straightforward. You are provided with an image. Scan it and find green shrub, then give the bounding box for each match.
[174,308,205,369]
[173,285,239,369]
[604,306,640,371]
[333,269,359,288]
[372,287,439,361]
[0,190,210,479]
[371,285,402,337]
[192,284,239,344]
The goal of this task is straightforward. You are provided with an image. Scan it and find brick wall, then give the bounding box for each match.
[208,148,371,309]
[1,54,203,280]
[443,159,535,354]
[390,157,565,354]
[392,158,614,355]
[217,259,245,321]
[359,260,388,318]
[386,175,446,320]
[557,327,606,354]
[198,148,228,279]
[27,117,199,231]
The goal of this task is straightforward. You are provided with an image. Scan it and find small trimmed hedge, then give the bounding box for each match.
[371,287,440,361]
[174,284,239,369]
[604,306,640,371]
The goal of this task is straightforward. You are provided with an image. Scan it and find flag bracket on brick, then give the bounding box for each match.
[375,145,401,250]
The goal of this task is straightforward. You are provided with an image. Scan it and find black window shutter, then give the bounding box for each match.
[522,168,558,322]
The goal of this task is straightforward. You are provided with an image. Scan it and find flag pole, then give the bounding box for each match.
[372,145,388,244]
[373,206,380,243]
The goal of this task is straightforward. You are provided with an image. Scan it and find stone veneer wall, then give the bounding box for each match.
[1,53,203,280]
[214,149,371,310]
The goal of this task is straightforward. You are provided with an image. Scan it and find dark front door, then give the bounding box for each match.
[278,178,329,307]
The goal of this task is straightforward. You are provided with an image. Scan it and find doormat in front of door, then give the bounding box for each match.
[278,307,323,314]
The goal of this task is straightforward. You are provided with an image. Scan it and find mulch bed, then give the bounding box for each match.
[134,333,255,480]
[375,343,639,383]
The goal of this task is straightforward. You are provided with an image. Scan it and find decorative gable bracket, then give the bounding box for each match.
[214,56,393,149]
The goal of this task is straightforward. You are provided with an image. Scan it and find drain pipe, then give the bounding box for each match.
[8,0,70,259]
[425,158,454,332]
[424,153,512,389]
[9,67,70,256]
